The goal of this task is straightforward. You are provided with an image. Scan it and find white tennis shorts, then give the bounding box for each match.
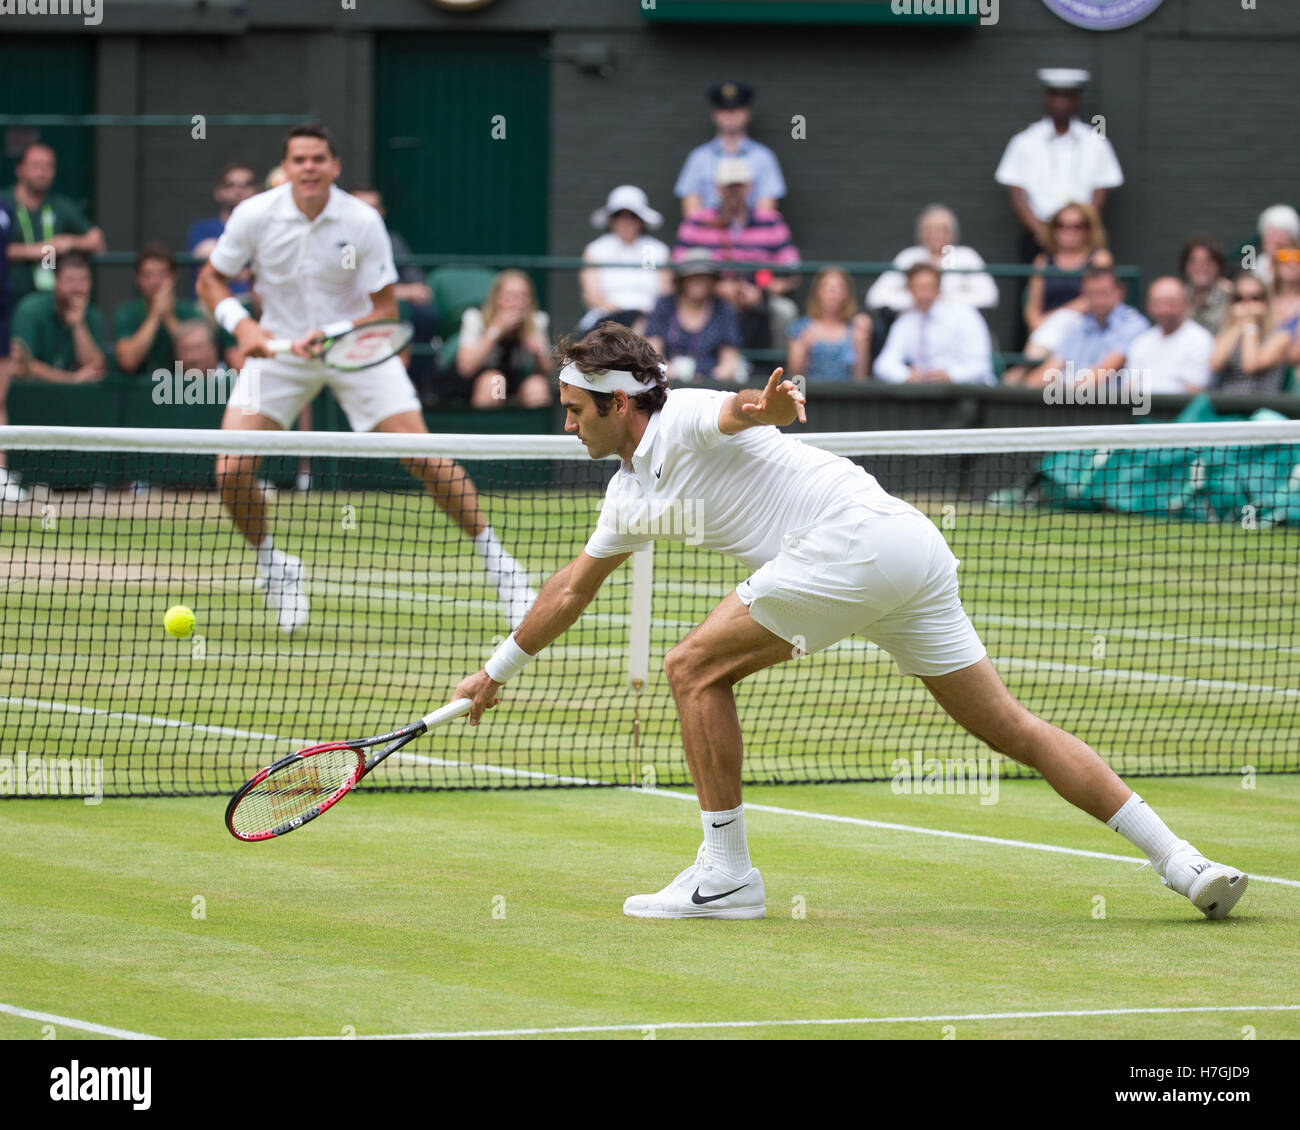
[227,353,421,433]
[736,502,987,676]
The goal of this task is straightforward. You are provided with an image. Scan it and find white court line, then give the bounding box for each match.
[0,1001,163,1040]
[286,1003,1300,1040]
[0,695,290,744]
[633,786,1300,889]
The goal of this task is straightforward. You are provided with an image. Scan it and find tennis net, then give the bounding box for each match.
[1,419,1298,798]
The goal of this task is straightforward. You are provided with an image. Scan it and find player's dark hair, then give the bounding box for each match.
[284,122,338,159]
[905,262,941,286]
[555,325,668,417]
[56,251,92,274]
[134,242,175,274]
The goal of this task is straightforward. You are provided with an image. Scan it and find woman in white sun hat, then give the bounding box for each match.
[576,185,673,336]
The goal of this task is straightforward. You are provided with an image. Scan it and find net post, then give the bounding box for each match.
[628,544,654,785]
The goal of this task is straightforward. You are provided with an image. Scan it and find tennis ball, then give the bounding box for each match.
[164,605,195,638]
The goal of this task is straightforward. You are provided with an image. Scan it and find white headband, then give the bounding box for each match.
[559,361,665,396]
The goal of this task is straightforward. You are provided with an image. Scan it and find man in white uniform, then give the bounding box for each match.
[198,124,534,633]
[995,69,1124,260]
[452,324,1247,923]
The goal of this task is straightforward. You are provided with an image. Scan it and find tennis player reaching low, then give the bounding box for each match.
[453,324,1247,921]
[198,123,535,634]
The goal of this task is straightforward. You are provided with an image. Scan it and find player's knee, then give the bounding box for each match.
[664,640,703,691]
[215,455,257,488]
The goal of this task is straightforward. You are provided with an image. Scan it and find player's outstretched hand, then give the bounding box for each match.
[453,669,502,726]
[235,318,275,359]
[740,367,808,426]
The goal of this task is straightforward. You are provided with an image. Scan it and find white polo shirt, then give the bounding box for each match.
[1124,318,1214,395]
[208,183,398,338]
[995,117,1124,222]
[583,388,915,569]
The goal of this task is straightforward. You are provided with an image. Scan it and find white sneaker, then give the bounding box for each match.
[623,844,766,920]
[259,553,310,634]
[1159,840,1248,920]
[497,572,537,631]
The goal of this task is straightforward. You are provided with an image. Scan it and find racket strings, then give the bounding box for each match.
[229,747,363,837]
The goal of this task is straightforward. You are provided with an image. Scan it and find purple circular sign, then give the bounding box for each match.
[1042,0,1165,31]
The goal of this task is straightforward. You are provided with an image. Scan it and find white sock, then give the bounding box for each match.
[254,536,287,574]
[472,526,520,585]
[1106,793,1182,866]
[701,805,752,876]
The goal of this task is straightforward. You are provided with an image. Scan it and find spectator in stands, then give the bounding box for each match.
[1267,243,1300,328]
[995,69,1123,261]
[674,157,800,349]
[350,186,439,398]
[866,204,998,314]
[1180,234,1233,335]
[1210,272,1293,395]
[1002,201,1114,382]
[186,163,257,297]
[1013,267,1148,390]
[674,81,786,217]
[577,185,672,337]
[646,250,743,382]
[114,244,238,377]
[2,142,107,308]
[455,269,552,410]
[785,268,872,382]
[872,264,994,386]
[173,320,232,378]
[264,166,287,191]
[8,252,106,385]
[1248,204,1300,288]
[0,195,21,502]
[1124,277,1214,396]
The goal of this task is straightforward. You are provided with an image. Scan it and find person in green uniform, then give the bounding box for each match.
[2,143,107,306]
[10,252,106,384]
[113,243,238,376]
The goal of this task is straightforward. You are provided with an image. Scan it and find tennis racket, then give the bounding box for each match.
[263,318,414,371]
[225,698,472,841]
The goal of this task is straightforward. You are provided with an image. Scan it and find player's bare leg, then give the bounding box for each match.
[217,405,309,633]
[624,592,791,920]
[920,658,1246,918]
[374,409,536,629]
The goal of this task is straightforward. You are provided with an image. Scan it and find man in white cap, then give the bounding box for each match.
[577,186,672,337]
[450,322,1249,925]
[995,69,1124,260]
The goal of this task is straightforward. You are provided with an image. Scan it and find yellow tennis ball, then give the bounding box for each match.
[164,605,195,638]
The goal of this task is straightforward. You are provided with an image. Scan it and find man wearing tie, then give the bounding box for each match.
[872,264,995,386]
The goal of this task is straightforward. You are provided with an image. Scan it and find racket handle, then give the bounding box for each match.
[422,699,473,730]
[264,338,292,354]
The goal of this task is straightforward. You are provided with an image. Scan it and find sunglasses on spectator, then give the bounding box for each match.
[223,179,256,188]
[1053,219,1089,230]
[1233,291,1265,301]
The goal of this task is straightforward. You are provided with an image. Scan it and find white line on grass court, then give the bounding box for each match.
[287,1003,1300,1040]
[632,787,1300,888]
[0,1002,163,1040]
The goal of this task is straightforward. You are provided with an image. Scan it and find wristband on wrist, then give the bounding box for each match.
[322,319,355,339]
[214,297,251,335]
[484,632,535,683]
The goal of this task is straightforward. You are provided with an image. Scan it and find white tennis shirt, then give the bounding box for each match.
[584,389,916,569]
[208,183,399,338]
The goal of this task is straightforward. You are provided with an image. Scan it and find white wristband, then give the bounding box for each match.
[214,297,251,335]
[322,319,355,339]
[485,633,535,683]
